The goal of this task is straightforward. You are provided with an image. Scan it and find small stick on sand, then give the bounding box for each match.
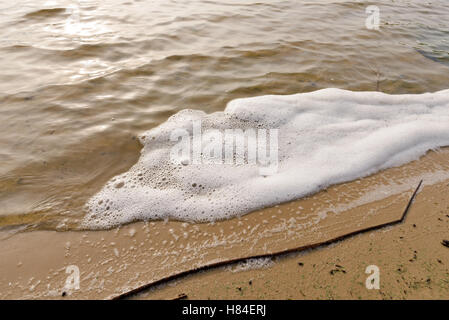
[172,293,188,300]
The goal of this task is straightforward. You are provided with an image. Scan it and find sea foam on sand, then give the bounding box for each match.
[84,88,449,229]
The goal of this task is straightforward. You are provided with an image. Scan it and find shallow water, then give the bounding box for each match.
[0,0,448,231]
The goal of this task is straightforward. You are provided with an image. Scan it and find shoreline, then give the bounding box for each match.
[138,178,449,300]
[1,148,449,299]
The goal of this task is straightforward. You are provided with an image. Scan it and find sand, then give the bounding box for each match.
[1,149,449,299]
[137,178,449,300]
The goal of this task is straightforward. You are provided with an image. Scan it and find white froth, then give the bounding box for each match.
[83,88,449,229]
[225,257,274,273]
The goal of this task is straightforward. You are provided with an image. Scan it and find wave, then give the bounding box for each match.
[83,88,449,228]
[23,8,67,20]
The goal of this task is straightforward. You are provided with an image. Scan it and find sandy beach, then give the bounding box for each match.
[1,148,448,299]
[138,175,449,300]
[1,1,449,302]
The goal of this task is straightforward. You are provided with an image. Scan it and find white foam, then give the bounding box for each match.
[225,257,274,273]
[83,88,449,229]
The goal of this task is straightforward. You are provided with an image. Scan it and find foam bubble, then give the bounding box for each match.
[83,88,449,229]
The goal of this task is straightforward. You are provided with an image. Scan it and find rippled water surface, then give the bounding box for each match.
[0,0,448,231]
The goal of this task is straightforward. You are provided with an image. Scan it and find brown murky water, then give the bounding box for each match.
[0,0,448,231]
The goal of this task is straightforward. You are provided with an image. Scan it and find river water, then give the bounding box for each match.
[0,0,448,231]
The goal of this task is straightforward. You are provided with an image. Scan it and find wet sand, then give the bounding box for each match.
[1,148,448,299]
[137,178,449,300]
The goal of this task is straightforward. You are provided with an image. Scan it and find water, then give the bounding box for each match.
[0,0,448,231]
[84,88,449,228]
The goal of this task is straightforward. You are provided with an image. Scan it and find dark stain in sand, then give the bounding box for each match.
[441,240,449,248]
